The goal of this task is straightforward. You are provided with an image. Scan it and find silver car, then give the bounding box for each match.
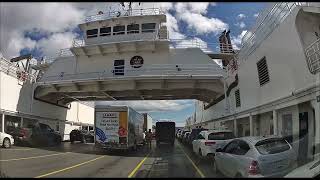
[213,136,298,178]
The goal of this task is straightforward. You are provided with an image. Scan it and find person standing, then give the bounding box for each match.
[145,129,152,149]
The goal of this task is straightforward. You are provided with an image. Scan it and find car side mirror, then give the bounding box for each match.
[216,148,223,152]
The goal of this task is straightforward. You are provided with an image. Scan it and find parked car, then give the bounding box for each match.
[70,129,94,143]
[179,130,189,141]
[285,143,320,178]
[186,128,208,146]
[213,136,298,178]
[192,129,235,158]
[13,122,61,146]
[0,132,15,148]
[182,132,191,144]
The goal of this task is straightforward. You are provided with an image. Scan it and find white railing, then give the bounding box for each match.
[37,64,225,83]
[0,57,36,82]
[84,8,165,23]
[170,39,236,54]
[42,48,74,64]
[305,38,320,74]
[238,2,312,61]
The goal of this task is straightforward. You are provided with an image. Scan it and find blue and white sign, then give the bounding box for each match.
[95,112,119,143]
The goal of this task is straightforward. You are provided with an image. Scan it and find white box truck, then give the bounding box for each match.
[94,105,144,151]
[143,113,153,132]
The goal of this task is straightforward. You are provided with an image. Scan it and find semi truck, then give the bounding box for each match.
[94,105,144,151]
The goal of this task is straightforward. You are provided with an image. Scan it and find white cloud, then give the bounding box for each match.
[235,22,246,29]
[95,100,193,113]
[177,12,228,35]
[237,13,246,19]
[231,30,248,49]
[174,2,228,35]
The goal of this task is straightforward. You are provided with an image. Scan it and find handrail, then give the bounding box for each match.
[238,2,312,62]
[305,38,320,74]
[37,64,225,83]
[0,57,37,82]
[84,8,165,23]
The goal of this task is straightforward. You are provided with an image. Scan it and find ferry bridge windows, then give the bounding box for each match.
[127,24,140,34]
[142,23,156,33]
[113,25,125,35]
[100,27,111,36]
[257,56,270,86]
[86,29,98,38]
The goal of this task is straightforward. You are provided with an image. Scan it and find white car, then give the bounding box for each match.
[0,132,15,148]
[285,148,320,178]
[192,129,235,158]
[213,136,297,178]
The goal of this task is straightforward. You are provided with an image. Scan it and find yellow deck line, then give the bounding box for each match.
[128,152,151,178]
[177,143,205,178]
[35,155,105,178]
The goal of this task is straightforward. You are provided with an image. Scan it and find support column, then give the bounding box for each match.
[249,115,253,136]
[1,114,4,133]
[273,110,278,135]
[21,117,24,128]
[234,118,238,137]
[311,99,320,153]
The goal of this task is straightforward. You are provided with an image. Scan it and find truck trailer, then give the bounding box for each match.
[94,105,144,151]
[142,113,153,132]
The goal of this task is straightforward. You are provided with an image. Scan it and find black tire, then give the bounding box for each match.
[3,138,11,148]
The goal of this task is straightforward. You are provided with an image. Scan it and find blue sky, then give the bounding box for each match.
[1,2,268,127]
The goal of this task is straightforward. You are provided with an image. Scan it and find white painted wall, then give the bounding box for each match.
[41,48,221,80]
[0,71,94,125]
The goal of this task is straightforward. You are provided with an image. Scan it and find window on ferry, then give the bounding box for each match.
[235,89,241,107]
[23,118,37,128]
[142,23,156,33]
[127,24,139,34]
[86,29,98,38]
[56,122,60,132]
[100,27,111,36]
[113,25,125,35]
[4,115,21,134]
[257,56,270,86]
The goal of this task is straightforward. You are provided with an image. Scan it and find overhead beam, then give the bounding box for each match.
[101,91,117,100]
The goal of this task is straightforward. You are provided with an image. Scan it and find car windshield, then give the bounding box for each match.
[1,2,319,179]
[208,132,235,140]
[255,138,290,155]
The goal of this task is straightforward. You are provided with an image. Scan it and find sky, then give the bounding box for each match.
[0,2,268,127]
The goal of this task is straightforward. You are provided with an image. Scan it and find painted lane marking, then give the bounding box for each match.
[0,148,34,151]
[128,152,151,178]
[0,152,71,162]
[35,155,105,178]
[177,143,205,178]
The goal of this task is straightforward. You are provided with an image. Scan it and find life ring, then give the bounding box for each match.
[116,11,121,17]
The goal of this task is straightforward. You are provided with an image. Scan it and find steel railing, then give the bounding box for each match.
[0,57,37,82]
[84,8,165,23]
[305,38,320,74]
[238,2,312,62]
[37,64,225,83]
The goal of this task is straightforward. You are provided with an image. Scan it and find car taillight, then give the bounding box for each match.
[248,160,260,175]
[205,141,216,146]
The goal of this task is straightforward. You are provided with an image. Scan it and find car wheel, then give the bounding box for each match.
[3,138,11,148]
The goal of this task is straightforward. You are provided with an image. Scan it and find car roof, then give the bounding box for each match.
[235,135,281,145]
[201,129,233,134]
